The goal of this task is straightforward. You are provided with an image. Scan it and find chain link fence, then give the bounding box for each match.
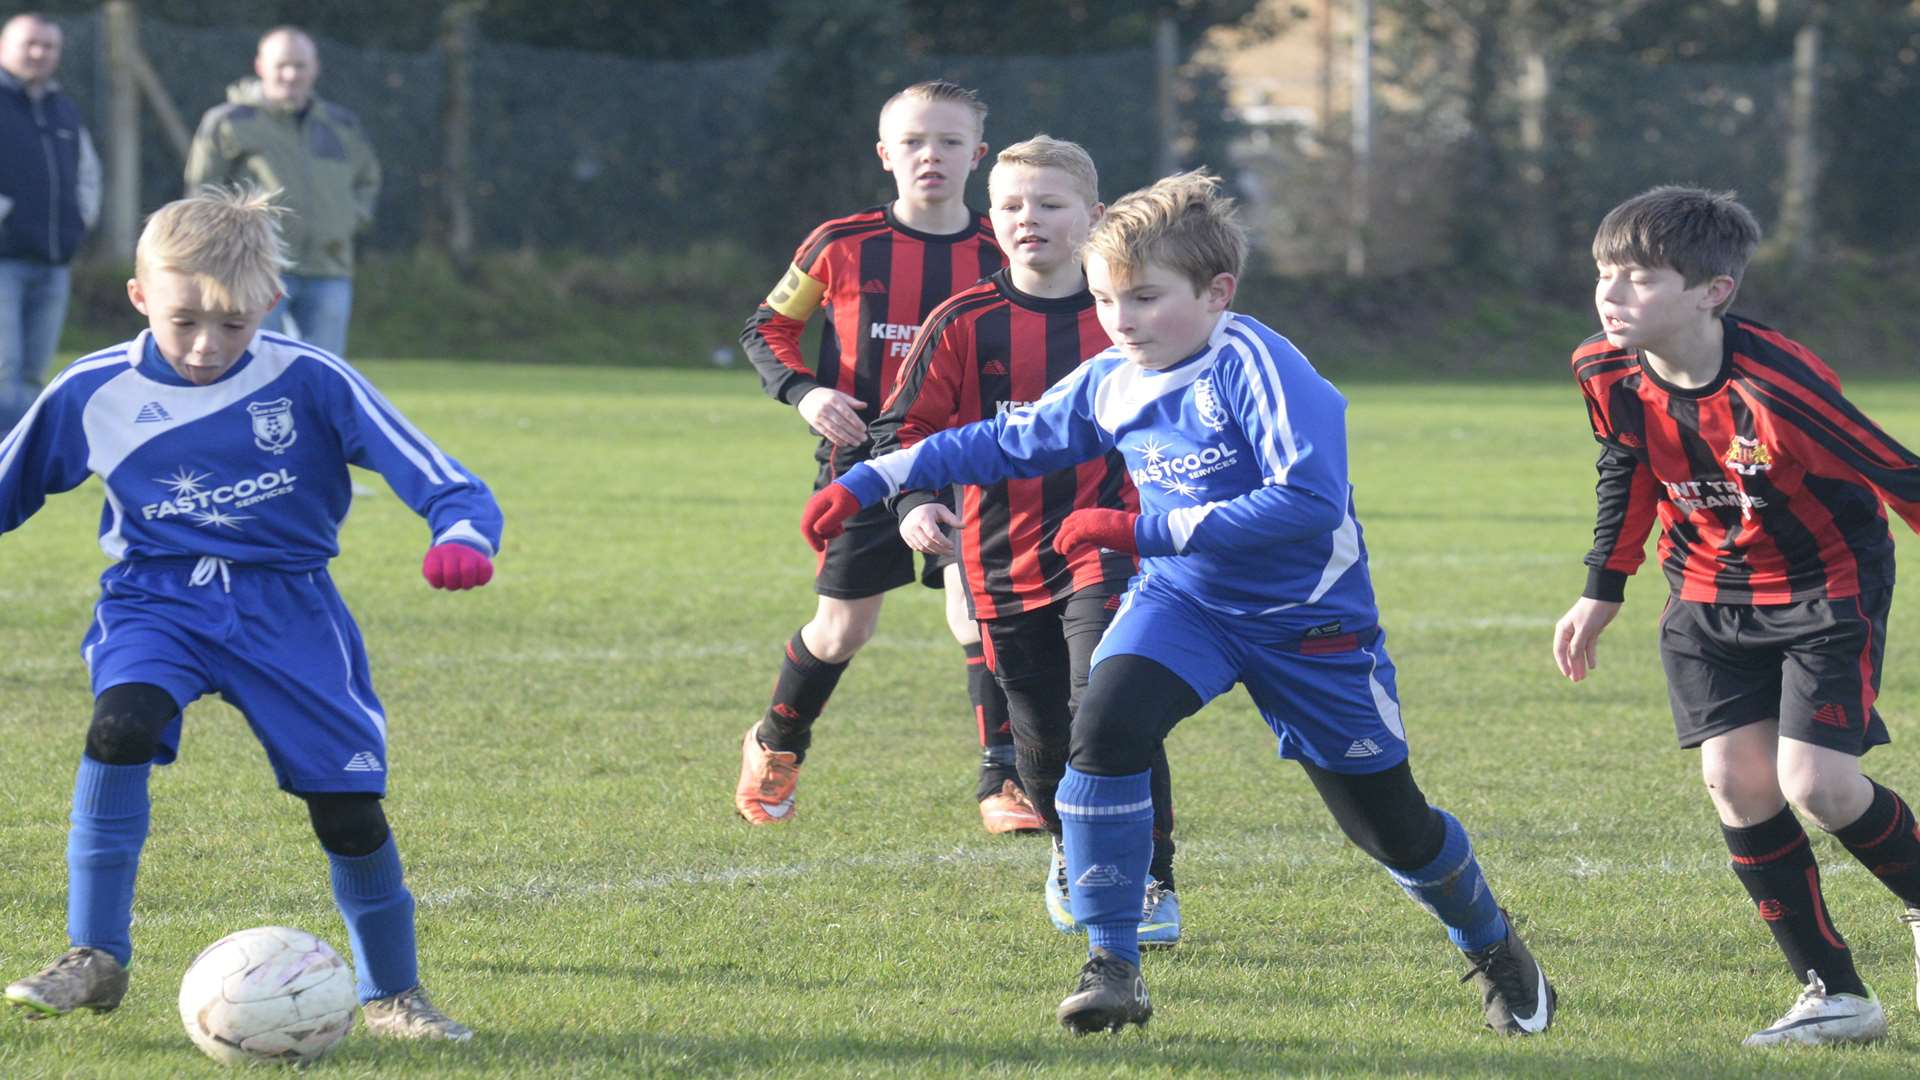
[51,11,1163,258]
[1240,52,1795,281]
[44,9,1856,290]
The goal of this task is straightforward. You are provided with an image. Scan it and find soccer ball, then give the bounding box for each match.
[177,926,357,1066]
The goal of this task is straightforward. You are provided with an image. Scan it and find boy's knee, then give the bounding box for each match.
[303,793,391,858]
[1067,708,1156,776]
[1777,771,1857,831]
[805,601,881,661]
[85,683,177,765]
[1700,744,1783,819]
[809,623,872,660]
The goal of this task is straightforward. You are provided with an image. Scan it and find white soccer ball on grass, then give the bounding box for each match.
[177,925,357,1066]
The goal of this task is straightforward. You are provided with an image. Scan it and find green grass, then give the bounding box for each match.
[6,365,1920,1076]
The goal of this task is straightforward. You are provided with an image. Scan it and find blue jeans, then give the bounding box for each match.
[261,273,354,357]
[0,258,70,434]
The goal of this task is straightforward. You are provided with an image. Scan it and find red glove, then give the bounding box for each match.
[801,483,862,552]
[1052,508,1139,559]
[422,543,494,590]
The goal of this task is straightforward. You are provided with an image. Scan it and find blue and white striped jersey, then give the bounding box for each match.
[0,331,502,570]
[843,311,1377,629]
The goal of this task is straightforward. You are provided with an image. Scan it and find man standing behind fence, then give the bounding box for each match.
[186,26,378,357]
[0,12,99,434]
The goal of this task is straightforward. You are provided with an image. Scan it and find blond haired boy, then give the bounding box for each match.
[1557,185,1920,1047]
[736,80,1037,832]
[805,171,1554,1035]
[1,185,498,1040]
[870,135,1182,943]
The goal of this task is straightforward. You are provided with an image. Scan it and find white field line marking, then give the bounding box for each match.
[107,838,1864,931]
[400,839,1810,913]
[388,613,1563,670]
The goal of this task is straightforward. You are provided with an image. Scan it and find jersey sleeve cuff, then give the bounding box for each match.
[778,378,824,407]
[839,463,892,507]
[1583,566,1629,603]
[1134,513,1176,557]
[433,521,496,556]
[888,488,943,520]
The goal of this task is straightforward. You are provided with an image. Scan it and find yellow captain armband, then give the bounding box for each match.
[765,263,826,320]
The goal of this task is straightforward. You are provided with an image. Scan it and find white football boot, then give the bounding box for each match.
[1742,971,1886,1047]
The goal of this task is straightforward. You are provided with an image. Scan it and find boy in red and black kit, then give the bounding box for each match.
[871,136,1181,943]
[737,80,1039,833]
[1554,185,1920,1047]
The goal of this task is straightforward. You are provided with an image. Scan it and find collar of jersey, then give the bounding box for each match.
[138,331,256,388]
[992,267,1093,314]
[1634,315,1736,400]
[882,203,985,244]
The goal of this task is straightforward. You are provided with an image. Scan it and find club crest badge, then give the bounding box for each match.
[1193,375,1228,432]
[1723,434,1772,476]
[247,398,297,454]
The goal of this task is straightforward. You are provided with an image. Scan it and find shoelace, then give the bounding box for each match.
[1460,940,1525,997]
[1784,972,1832,1017]
[381,988,449,1023]
[1076,954,1134,993]
[189,555,233,592]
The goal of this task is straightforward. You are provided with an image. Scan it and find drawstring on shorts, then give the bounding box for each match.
[189,555,233,593]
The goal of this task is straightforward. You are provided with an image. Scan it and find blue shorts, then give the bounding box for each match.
[81,558,389,794]
[1092,574,1409,773]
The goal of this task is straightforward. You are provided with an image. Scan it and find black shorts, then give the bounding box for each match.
[1659,590,1892,755]
[980,586,1123,705]
[811,462,947,599]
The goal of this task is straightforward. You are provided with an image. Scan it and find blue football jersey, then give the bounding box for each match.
[842,311,1377,631]
[0,331,503,568]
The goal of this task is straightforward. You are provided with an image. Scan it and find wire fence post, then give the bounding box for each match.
[1154,16,1179,180]
[440,1,479,269]
[101,0,140,258]
[1778,6,1822,277]
[1346,0,1371,278]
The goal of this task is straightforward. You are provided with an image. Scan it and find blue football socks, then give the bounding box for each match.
[1386,807,1507,951]
[65,756,153,968]
[1057,766,1154,965]
[327,836,418,1001]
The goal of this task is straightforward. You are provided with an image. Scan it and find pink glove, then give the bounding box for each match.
[1052,508,1139,559]
[801,483,862,552]
[422,543,494,590]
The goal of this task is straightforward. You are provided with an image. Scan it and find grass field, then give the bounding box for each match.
[6,362,1920,1077]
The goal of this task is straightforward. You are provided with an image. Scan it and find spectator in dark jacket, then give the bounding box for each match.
[0,12,100,433]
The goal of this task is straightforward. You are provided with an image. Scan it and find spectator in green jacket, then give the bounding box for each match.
[185,26,379,357]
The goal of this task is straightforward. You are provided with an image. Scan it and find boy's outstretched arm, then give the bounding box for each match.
[1558,396,1653,680]
[802,369,1115,550]
[326,368,504,588]
[0,378,97,534]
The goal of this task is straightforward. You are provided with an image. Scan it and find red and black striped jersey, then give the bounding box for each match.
[1574,315,1920,605]
[871,268,1137,619]
[741,205,1002,470]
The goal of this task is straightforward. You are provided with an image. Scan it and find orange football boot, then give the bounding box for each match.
[735,725,801,824]
[979,779,1047,834]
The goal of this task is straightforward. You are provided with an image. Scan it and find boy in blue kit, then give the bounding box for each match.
[1,186,499,1041]
[802,171,1555,1035]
